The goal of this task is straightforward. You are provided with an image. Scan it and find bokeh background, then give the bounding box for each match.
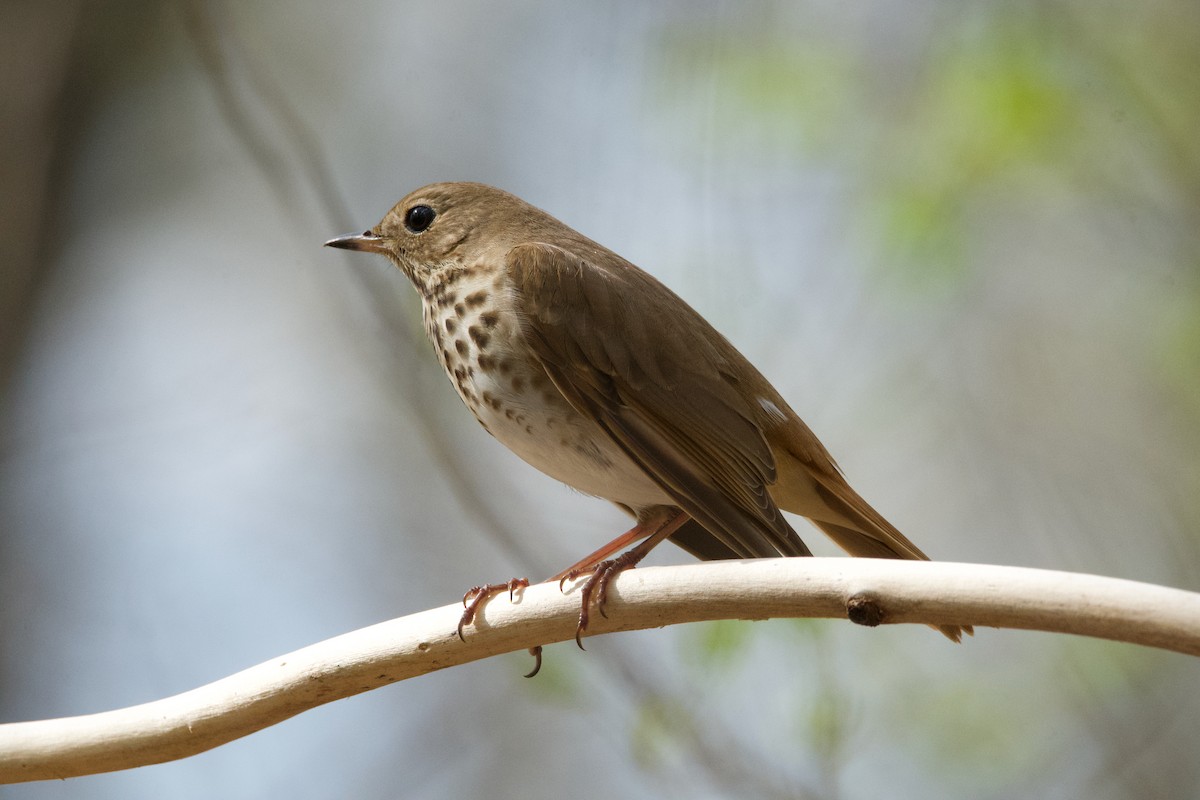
[2,1,1198,798]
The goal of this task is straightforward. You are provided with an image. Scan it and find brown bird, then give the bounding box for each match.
[326,182,970,656]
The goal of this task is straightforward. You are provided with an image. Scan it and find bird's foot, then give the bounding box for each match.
[457,578,530,640]
[560,547,646,650]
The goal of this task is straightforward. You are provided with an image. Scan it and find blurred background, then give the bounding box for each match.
[2,1,1198,797]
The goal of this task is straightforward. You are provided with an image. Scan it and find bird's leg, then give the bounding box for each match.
[460,519,655,642]
[457,577,530,641]
[556,509,690,649]
[550,524,660,589]
[456,510,688,676]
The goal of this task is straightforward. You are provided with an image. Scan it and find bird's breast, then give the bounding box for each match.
[421,268,671,510]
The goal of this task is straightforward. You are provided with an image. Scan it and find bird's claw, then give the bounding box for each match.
[561,550,641,650]
[524,646,543,678]
[456,578,529,640]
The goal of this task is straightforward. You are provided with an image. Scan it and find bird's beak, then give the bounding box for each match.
[324,231,391,255]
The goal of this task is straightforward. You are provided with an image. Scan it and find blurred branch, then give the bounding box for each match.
[0,0,83,397]
[3,558,1199,784]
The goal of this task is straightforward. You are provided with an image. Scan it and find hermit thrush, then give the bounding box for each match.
[326,182,970,654]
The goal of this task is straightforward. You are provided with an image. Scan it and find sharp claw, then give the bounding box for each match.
[457,598,474,639]
[568,551,642,645]
[550,513,682,664]
[524,646,543,678]
[456,579,527,641]
[507,577,529,601]
[560,566,590,593]
[575,586,592,650]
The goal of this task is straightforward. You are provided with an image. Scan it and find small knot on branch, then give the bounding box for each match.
[846,593,886,627]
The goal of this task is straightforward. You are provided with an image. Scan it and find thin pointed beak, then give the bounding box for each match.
[324,231,391,255]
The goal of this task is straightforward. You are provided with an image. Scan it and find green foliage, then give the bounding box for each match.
[629,696,691,770]
[1157,282,1200,420]
[867,20,1084,291]
[685,618,754,673]
[653,27,859,156]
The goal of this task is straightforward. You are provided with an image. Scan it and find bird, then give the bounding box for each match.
[325,182,971,660]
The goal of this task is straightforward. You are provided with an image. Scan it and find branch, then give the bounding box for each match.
[3,559,1198,784]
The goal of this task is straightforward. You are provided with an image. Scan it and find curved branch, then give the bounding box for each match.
[2,558,1198,784]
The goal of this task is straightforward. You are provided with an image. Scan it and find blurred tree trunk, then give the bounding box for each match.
[0,1,83,395]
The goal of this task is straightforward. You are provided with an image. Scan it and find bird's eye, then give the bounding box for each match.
[404,205,436,233]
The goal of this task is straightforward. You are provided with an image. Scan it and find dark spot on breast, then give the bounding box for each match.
[477,354,495,371]
[497,359,513,375]
[455,339,468,357]
[541,389,558,405]
[574,441,613,468]
[454,303,466,318]
[525,424,534,434]
[465,290,489,309]
[444,318,457,334]
[468,326,490,349]
[529,372,548,390]
[479,311,499,329]
[505,409,516,420]
[511,376,525,393]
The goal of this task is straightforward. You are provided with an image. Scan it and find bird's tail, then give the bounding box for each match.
[808,518,972,643]
[758,398,973,642]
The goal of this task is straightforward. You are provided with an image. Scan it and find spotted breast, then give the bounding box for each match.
[420,262,674,510]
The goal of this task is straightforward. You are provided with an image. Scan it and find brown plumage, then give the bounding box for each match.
[326,182,971,645]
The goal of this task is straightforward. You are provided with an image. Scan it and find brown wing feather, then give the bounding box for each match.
[507,241,811,560]
[768,414,930,560]
[768,410,973,641]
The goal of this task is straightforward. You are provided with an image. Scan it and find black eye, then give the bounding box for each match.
[404,205,436,233]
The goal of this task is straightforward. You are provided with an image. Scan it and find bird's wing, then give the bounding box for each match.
[506,241,811,559]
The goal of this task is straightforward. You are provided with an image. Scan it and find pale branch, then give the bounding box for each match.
[2,558,1199,784]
